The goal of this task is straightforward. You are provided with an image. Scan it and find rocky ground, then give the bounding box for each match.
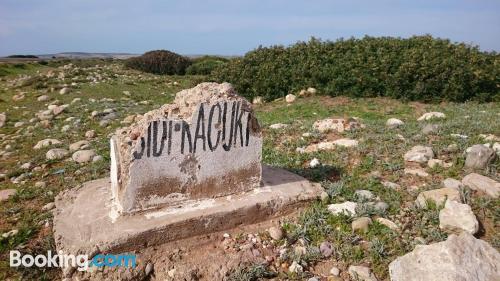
[0,60,499,280]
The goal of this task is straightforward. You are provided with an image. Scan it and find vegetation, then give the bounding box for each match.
[124,50,191,75]
[212,35,500,102]
[186,55,228,75]
[6,55,39,59]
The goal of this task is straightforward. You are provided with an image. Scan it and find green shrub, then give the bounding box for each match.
[186,56,228,75]
[212,36,500,102]
[125,50,191,75]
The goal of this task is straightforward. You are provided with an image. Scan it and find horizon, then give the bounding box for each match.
[1,0,500,56]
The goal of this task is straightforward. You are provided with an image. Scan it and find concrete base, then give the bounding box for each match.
[53,165,322,257]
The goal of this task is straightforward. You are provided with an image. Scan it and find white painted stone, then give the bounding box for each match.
[110,83,262,213]
[439,200,478,234]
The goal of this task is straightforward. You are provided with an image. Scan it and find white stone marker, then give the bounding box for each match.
[110,83,262,213]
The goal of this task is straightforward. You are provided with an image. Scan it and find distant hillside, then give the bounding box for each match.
[36,52,138,59]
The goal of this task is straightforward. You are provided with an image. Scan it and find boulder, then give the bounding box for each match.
[46,148,69,160]
[415,187,461,208]
[422,124,440,135]
[462,173,500,198]
[72,150,97,163]
[404,146,434,163]
[439,200,478,234]
[464,144,496,170]
[375,217,399,231]
[389,232,500,281]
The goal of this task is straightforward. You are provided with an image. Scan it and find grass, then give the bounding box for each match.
[0,60,499,280]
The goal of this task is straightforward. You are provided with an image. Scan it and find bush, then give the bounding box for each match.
[125,50,191,75]
[186,56,228,75]
[212,36,500,102]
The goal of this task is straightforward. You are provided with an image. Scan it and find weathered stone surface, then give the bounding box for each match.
[349,265,378,281]
[333,138,358,148]
[415,187,461,208]
[439,200,478,234]
[404,146,434,163]
[313,118,363,133]
[72,150,96,163]
[59,87,71,95]
[46,148,69,160]
[0,189,16,202]
[69,140,90,152]
[462,173,500,198]
[352,217,372,232]
[389,232,500,281]
[417,112,446,121]
[33,138,62,149]
[386,118,404,128]
[268,226,284,240]
[464,144,496,170]
[422,124,440,135]
[0,113,6,128]
[443,178,463,189]
[110,83,263,213]
[285,94,296,103]
[376,217,399,231]
[327,201,357,216]
[53,165,322,260]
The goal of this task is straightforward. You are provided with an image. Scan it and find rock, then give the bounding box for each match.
[42,202,55,211]
[327,201,357,216]
[348,265,378,281]
[20,162,32,170]
[422,124,440,135]
[37,95,50,102]
[59,87,71,95]
[319,241,333,257]
[372,201,389,213]
[35,181,46,188]
[451,133,468,139]
[404,145,434,163]
[415,187,461,208]
[0,113,6,128]
[12,92,25,101]
[313,118,362,133]
[52,106,65,116]
[252,96,263,105]
[46,148,69,160]
[269,123,289,130]
[439,200,478,234]
[309,158,320,168]
[375,217,399,231]
[307,87,317,95]
[2,229,19,238]
[428,159,446,168]
[69,140,90,152]
[417,112,446,121]
[307,278,319,281]
[464,144,496,170]
[446,143,459,153]
[355,190,375,200]
[382,181,401,189]
[92,155,103,162]
[386,118,404,128]
[442,178,463,189]
[145,262,153,276]
[352,217,372,232]
[330,266,340,276]
[122,115,136,124]
[389,232,500,281]
[462,173,500,198]
[285,94,296,103]
[268,226,284,240]
[14,122,24,128]
[289,261,303,273]
[298,89,308,96]
[72,150,96,163]
[0,189,16,202]
[320,191,329,201]
[333,138,358,148]
[404,168,429,177]
[85,130,96,139]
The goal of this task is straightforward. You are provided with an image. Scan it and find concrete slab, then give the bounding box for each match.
[53,165,322,257]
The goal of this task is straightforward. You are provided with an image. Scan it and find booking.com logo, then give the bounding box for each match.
[10,250,137,271]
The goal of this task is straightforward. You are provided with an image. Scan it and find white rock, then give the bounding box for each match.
[268,226,284,240]
[37,95,50,102]
[427,159,446,168]
[269,123,289,130]
[92,155,103,162]
[333,138,358,148]
[313,118,345,133]
[442,178,463,189]
[462,173,500,198]
[59,87,71,95]
[20,162,32,169]
[355,190,374,200]
[306,87,317,95]
[85,130,96,139]
[69,140,90,152]
[14,122,24,128]
[285,94,296,103]
[389,232,500,281]
[46,149,69,160]
[72,150,96,163]
[439,200,478,234]
[348,265,378,281]
[252,96,263,105]
[382,181,401,189]
[327,201,357,216]
[0,113,6,128]
[404,146,434,163]
[309,158,320,168]
[464,144,496,170]
[416,187,461,208]
[330,266,340,276]
[386,118,404,128]
[417,112,446,121]
[375,217,399,231]
[289,261,303,273]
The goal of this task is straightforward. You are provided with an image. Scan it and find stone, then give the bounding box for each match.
[52,106,65,116]
[330,266,340,276]
[14,122,24,128]
[268,226,284,240]
[252,96,263,105]
[382,181,401,189]
[46,149,69,160]
[35,181,47,188]
[422,124,440,135]
[386,118,404,128]
[289,261,303,273]
[92,155,103,162]
[404,145,434,163]
[462,173,500,198]
[307,87,317,95]
[415,187,461,208]
[355,190,375,200]
[0,189,16,202]
[285,94,296,103]
[12,92,25,101]
[333,138,358,148]
[404,168,429,177]
[428,159,446,168]
[2,229,19,238]
[439,200,478,234]
[417,112,446,121]
[110,83,263,213]
[313,118,362,133]
[352,217,372,232]
[85,130,96,139]
[269,123,288,130]
[464,144,496,170]
[0,113,6,128]
[327,201,357,216]
[348,265,378,281]
[319,241,333,257]
[442,178,463,189]
[59,87,71,95]
[389,232,500,281]
[375,217,399,231]
[42,202,55,211]
[37,95,50,102]
[69,140,90,152]
[309,158,320,168]
[72,150,96,163]
[20,162,32,170]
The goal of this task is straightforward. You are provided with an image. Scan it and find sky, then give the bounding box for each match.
[1,0,499,56]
